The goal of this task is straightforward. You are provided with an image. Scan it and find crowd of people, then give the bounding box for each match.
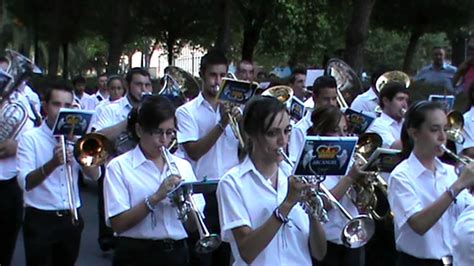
[2,46,474,266]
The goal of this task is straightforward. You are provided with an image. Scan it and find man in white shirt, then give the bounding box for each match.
[453,205,474,266]
[235,60,255,82]
[176,50,238,265]
[92,67,153,251]
[17,83,100,265]
[0,90,36,266]
[289,67,307,101]
[289,75,338,162]
[368,82,409,149]
[351,66,389,118]
[90,73,110,108]
[72,76,95,110]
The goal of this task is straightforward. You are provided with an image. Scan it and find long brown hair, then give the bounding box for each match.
[307,105,345,136]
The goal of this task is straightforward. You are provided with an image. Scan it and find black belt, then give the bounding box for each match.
[117,237,186,252]
[25,207,78,218]
[398,252,447,266]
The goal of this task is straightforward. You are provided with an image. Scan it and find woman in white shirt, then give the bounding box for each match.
[307,105,367,266]
[388,101,474,266]
[104,95,205,266]
[217,95,327,266]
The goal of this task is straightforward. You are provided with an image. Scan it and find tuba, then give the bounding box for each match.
[261,85,294,106]
[0,49,42,142]
[159,66,200,107]
[326,58,363,109]
[162,146,222,254]
[374,71,411,115]
[446,110,465,144]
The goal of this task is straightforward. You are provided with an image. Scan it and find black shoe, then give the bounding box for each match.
[99,237,115,252]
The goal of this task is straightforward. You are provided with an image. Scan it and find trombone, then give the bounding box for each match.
[278,148,375,248]
[161,146,222,254]
[58,135,79,225]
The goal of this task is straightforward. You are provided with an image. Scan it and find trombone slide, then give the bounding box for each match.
[59,135,79,225]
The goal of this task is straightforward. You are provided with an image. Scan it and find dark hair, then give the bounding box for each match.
[237,60,253,70]
[98,72,108,78]
[107,75,124,87]
[125,67,151,86]
[44,80,74,103]
[379,82,409,109]
[307,105,345,136]
[242,96,288,153]
[289,67,306,84]
[400,101,445,159]
[72,76,86,86]
[312,75,337,97]
[200,50,228,75]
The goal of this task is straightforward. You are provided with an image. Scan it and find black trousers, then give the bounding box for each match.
[315,241,365,266]
[113,237,189,266]
[0,177,23,266]
[23,207,84,266]
[365,217,397,266]
[396,252,444,266]
[97,167,114,248]
[188,193,231,266]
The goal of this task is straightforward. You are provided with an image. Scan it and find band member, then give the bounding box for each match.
[235,60,255,82]
[388,101,474,266]
[94,75,126,125]
[104,95,204,266]
[288,67,307,101]
[0,90,37,266]
[16,83,100,265]
[176,50,239,265]
[92,73,110,104]
[367,82,409,149]
[453,205,474,266]
[350,66,389,117]
[307,105,366,266]
[216,96,326,265]
[289,75,338,162]
[92,67,153,251]
[458,83,474,158]
[72,75,95,110]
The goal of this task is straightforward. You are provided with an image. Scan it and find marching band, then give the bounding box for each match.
[2,48,474,266]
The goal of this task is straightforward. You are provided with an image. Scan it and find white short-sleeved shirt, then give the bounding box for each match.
[104,145,205,240]
[0,92,35,181]
[217,157,313,266]
[289,111,312,162]
[322,175,359,245]
[453,205,474,266]
[92,96,132,131]
[388,152,474,259]
[16,122,92,210]
[350,88,379,118]
[457,107,474,153]
[176,93,239,180]
[74,92,96,110]
[368,112,403,148]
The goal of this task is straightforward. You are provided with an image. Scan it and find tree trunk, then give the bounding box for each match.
[215,0,231,56]
[402,28,423,74]
[450,34,468,67]
[62,42,68,79]
[241,22,260,61]
[166,33,175,65]
[343,0,376,74]
[47,40,60,78]
[106,0,130,74]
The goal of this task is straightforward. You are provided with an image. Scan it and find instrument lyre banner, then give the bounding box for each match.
[293,136,358,176]
[52,108,94,136]
[344,108,376,135]
[216,78,258,105]
[289,96,305,122]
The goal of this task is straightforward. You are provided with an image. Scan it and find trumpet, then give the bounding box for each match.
[278,148,375,248]
[59,135,79,225]
[161,147,222,254]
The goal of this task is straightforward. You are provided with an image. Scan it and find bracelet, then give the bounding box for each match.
[447,187,458,203]
[144,196,155,212]
[274,207,289,224]
[218,122,226,131]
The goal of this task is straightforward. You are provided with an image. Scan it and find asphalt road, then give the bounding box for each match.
[12,180,113,266]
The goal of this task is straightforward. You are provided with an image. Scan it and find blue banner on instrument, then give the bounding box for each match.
[289,96,306,122]
[344,108,375,135]
[52,108,94,136]
[293,136,357,176]
[216,78,258,105]
[428,94,455,112]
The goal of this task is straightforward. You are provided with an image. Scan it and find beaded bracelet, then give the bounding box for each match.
[40,165,47,176]
[144,196,155,212]
[273,207,289,224]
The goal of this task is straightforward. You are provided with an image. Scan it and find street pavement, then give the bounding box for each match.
[12,180,113,266]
